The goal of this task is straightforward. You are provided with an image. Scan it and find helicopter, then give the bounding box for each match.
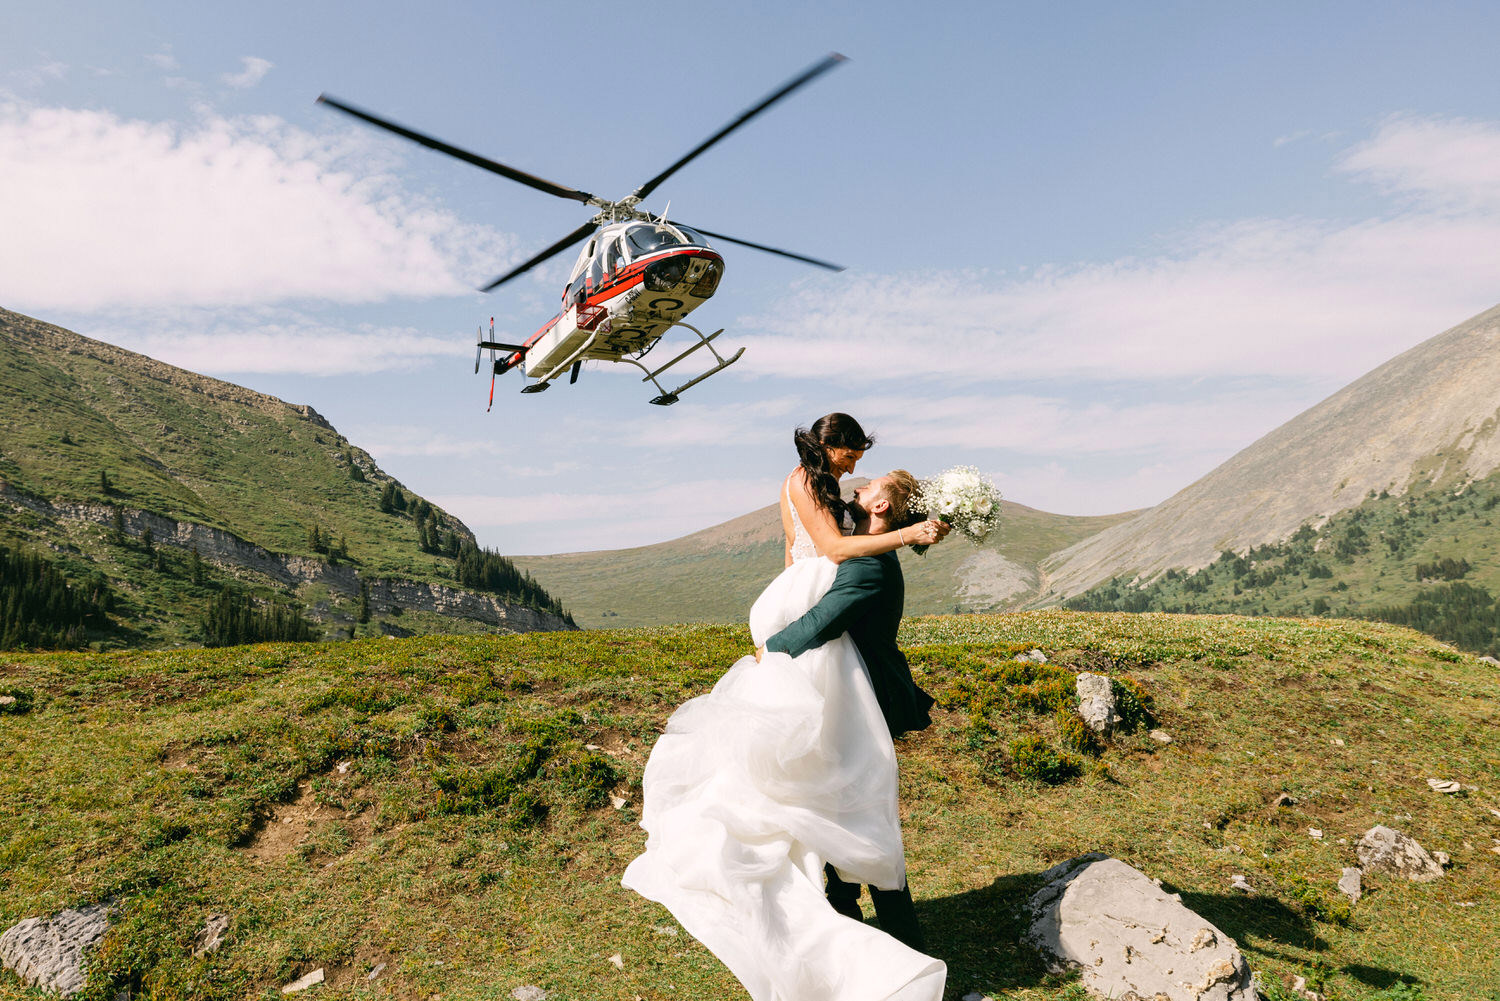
[317,53,847,407]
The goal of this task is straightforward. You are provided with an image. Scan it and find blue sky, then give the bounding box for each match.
[6,2,1500,553]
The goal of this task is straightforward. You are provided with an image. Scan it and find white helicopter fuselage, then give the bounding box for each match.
[512,221,724,382]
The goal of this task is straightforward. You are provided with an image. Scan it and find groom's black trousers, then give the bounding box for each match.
[824,863,926,951]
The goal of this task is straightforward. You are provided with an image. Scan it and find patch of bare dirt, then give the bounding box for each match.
[243,764,375,863]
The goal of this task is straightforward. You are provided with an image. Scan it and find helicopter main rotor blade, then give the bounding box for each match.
[672,221,844,272]
[317,94,597,204]
[479,221,598,292]
[630,53,847,204]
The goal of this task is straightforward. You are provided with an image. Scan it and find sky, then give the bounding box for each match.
[5,1,1500,554]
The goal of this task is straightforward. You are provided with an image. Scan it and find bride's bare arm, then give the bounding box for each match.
[788,471,923,564]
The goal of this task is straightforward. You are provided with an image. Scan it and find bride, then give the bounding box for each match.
[622,413,948,1001]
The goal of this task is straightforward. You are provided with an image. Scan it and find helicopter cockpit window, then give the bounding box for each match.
[674,225,706,246]
[626,225,684,256]
[604,238,625,274]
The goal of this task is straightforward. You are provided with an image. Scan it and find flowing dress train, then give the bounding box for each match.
[621,489,946,1001]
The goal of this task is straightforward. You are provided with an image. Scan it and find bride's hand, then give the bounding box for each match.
[907,520,945,546]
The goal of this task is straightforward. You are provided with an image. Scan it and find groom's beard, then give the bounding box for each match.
[847,496,867,522]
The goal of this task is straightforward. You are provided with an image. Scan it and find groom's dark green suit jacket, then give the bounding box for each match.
[765,550,935,738]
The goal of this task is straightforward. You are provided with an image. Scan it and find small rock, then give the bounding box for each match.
[1292,975,1325,1001]
[1480,655,1499,665]
[607,953,624,970]
[1330,738,1345,746]
[1488,808,1500,820]
[0,696,14,706]
[512,988,548,1001]
[0,901,114,997]
[1337,867,1362,904]
[336,761,350,774]
[1308,828,1323,839]
[1433,851,1451,868]
[610,795,628,810]
[1427,778,1463,794]
[281,968,324,994]
[1458,901,1476,907]
[1491,845,1500,856]
[585,744,602,751]
[1149,730,1172,744]
[652,925,678,936]
[366,963,385,980]
[1357,826,1444,882]
[962,994,993,1001]
[1075,673,1119,734]
[1013,648,1048,663]
[191,914,230,958]
[1229,875,1253,894]
[1273,793,1296,808]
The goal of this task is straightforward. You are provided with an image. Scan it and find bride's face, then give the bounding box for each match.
[828,447,865,477]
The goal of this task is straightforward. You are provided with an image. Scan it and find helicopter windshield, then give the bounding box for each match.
[673,225,707,246]
[625,225,685,256]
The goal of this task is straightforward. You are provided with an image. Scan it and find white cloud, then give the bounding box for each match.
[10,61,67,89]
[97,317,468,376]
[145,48,178,71]
[433,477,777,553]
[737,115,1500,390]
[0,104,517,311]
[846,385,1315,458]
[1338,113,1500,211]
[221,56,273,89]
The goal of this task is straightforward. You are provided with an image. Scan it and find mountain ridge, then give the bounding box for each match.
[1038,302,1500,601]
[0,307,572,645]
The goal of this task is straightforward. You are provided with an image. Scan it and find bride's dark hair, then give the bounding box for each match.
[794,412,876,523]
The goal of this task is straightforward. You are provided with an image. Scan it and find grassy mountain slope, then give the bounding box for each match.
[0,308,570,645]
[1041,303,1500,602]
[1067,468,1500,655]
[1,615,1496,1000]
[513,490,1136,629]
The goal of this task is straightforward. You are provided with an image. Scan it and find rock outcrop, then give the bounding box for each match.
[0,483,573,635]
[0,902,113,997]
[1026,854,1255,1001]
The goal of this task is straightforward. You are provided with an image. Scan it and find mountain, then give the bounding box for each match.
[0,307,573,645]
[513,485,1136,628]
[1039,303,1500,602]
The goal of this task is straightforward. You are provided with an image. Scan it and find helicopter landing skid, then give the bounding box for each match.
[621,320,745,406]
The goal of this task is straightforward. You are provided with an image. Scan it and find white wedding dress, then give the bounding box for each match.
[621,485,946,1001]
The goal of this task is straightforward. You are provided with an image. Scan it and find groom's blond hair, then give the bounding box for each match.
[881,469,921,527]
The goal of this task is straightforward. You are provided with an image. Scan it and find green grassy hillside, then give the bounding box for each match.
[0,308,569,645]
[513,495,1135,629]
[1067,470,1500,656]
[1,613,1496,1000]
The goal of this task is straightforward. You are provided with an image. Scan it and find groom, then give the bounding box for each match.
[756,470,946,950]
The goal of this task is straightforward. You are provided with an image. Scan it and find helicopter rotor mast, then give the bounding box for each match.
[316,52,847,291]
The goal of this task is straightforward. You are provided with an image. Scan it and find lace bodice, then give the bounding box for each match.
[785,476,851,563]
[787,479,819,562]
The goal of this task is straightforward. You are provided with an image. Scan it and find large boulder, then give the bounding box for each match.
[1026,855,1254,1001]
[0,902,113,997]
[1356,826,1443,882]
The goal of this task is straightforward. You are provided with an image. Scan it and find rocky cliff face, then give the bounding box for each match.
[1039,303,1500,601]
[1,483,574,635]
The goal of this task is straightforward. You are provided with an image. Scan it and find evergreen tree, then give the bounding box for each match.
[0,544,113,650]
[379,481,398,514]
[200,590,319,647]
[190,544,204,585]
[111,506,125,543]
[140,527,154,553]
[100,470,111,495]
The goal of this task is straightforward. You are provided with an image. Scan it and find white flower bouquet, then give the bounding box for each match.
[913,465,1002,553]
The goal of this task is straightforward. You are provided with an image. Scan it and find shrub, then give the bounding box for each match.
[1009,735,1082,785]
[1054,708,1103,757]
